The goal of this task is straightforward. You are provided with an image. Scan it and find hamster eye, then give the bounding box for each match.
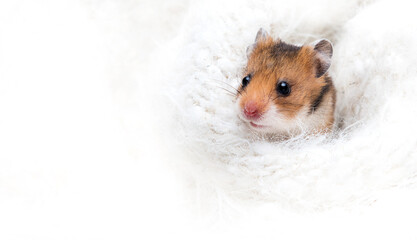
[242,75,251,88]
[276,81,291,96]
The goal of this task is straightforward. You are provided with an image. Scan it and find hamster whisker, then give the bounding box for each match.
[213,79,239,90]
[270,96,280,102]
[213,80,242,95]
[216,85,238,97]
[281,102,305,107]
[240,84,248,95]
[267,90,274,102]
[270,96,305,107]
[261,87,267,101]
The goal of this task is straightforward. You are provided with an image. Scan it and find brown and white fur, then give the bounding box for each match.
[237,28,336,136]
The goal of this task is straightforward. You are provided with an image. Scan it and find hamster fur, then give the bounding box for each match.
[236,28,336,136]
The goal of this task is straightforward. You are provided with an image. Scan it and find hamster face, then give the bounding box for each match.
[236,29,335,135]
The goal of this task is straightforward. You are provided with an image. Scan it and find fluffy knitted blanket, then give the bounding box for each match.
[161,0,417,207]
[155,0,417,237]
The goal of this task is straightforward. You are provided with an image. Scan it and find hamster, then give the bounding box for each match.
[236,28,336,136]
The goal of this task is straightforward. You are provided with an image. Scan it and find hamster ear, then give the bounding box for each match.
[312,39,333,78]
[247,28,270,58]
[246,43,256,58]
[255,28,270,43]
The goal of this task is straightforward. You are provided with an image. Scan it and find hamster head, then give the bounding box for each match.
[237,28,336,136]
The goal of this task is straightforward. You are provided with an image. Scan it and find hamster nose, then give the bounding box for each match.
[244,101,261,120]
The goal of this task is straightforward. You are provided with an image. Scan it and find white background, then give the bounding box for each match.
[1,0,417,239]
